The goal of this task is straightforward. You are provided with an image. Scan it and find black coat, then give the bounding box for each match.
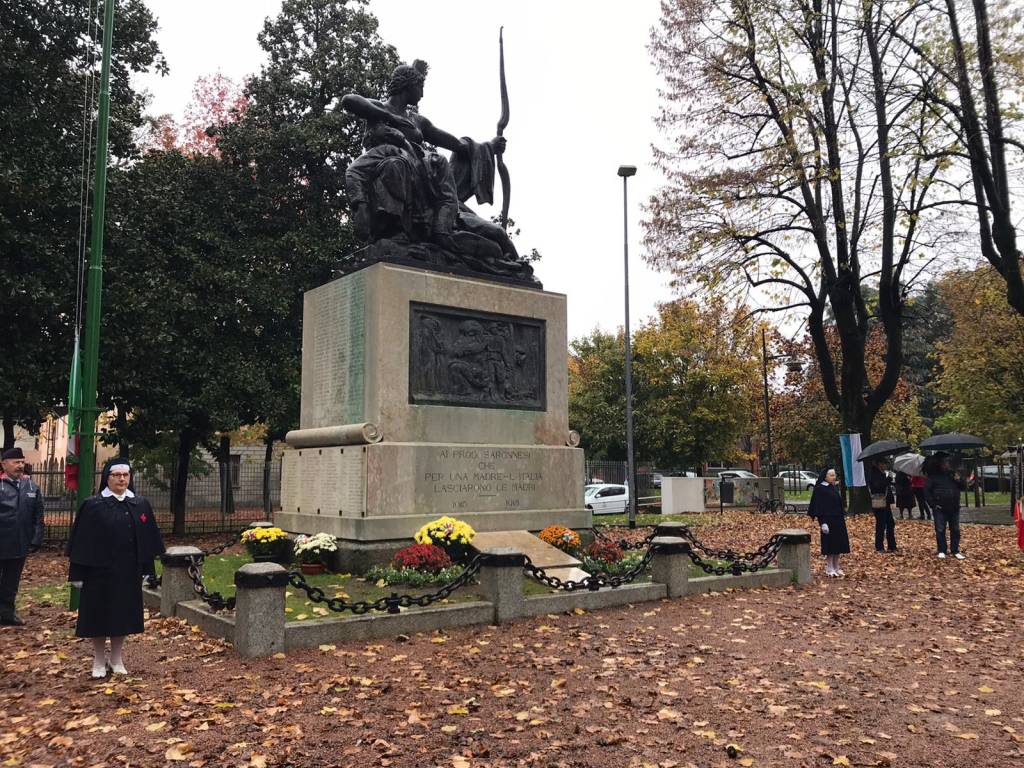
[0,475,44,559]
[807,481,850,555]
[924,472,965,515]
[867,466,894,508]
[67,493,165,637]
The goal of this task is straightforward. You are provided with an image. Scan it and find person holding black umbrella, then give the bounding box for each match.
[807,468,850,577]
[924,452,966,560]
[868,458,897,552]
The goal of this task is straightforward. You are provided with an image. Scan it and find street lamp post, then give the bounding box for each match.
[760,328,776,503]
[618,164,638,528]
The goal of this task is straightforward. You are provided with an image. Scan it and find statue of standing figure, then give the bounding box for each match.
[341,59,539,286]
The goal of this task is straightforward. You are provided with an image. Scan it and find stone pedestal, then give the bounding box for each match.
[279,263,588,553]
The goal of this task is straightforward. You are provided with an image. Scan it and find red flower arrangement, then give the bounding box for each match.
[585,539,624,564]
[392,543,452,574]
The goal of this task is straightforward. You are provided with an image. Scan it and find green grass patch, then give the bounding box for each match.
[593,512,706,527]
[18,581,71,610]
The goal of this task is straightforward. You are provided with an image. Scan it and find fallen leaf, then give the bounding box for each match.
[165,743,194,761]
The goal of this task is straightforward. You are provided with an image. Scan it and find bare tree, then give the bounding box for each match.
[647,0,956,443]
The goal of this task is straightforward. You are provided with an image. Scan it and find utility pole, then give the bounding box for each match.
[76,0,116,509]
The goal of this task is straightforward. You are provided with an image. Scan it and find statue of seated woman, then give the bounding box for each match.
[341,59,537,285]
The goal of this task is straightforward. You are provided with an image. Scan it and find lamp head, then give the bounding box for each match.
[617,165,637,178]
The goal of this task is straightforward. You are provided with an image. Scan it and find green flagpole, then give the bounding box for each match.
[76,0,116,510]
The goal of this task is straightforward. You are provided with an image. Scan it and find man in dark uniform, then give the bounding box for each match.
[0,447,44,625]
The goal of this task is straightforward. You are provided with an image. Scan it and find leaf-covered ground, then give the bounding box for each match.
[2,512,1022,768]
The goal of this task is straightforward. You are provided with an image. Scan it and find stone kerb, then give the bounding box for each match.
[775,528,813,584]
[159,545,204,617]
[233,562,289,657]
[649,536,692,597]
[478,547,527,624]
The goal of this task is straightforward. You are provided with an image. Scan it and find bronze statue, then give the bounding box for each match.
[340,57,538,286]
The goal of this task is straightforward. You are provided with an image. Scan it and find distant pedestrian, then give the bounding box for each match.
[67,459,164,678]
[924,452,966,560]
[807,468,850,577]
[911,474,931,520]
[0,447,44,626]
[868,458,897,552]
[894,470,916,520]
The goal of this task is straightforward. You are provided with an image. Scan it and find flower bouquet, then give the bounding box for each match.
[539,525,581,554]
[240,526,292,564]
[292,532,338,574]
[414,516,476,563]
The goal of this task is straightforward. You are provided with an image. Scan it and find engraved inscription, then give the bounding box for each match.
[409,303,545,410]
[303,273,365,428]
[419,446,548,512]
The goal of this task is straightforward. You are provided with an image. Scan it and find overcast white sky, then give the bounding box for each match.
[132,0,675,340]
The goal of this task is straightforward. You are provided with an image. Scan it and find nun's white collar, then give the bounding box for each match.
[101,487,136,499]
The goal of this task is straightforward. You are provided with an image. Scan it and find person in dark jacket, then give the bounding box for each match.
[924,452,966,560]
[867,459,897,552]
[0,447,44,626]
[894,471,916,520]
[67,458,165,678]
[807,468,850,577]
[911,473,931,520]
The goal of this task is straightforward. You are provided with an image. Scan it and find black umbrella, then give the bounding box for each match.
[919,432,987,451]
[856,439,911,462]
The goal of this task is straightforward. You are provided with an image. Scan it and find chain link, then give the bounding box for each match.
[186,555,236,611]
[202,529,247,557]
[591,525,655,551]
[686,535,785,575]
[285,555,485,615]
[522,546,655,591]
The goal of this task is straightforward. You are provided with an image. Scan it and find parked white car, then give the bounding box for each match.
[584,483,629,515]
[776,470,818,491]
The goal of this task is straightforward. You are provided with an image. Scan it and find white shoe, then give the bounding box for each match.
[835,569,845,577]
[109,662,128,675]
[937,552,947,559]
[825,570,839,578]
[954,553,966,561]
[91,662,107,679]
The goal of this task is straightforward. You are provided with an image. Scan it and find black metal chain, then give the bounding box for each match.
[522,546,655,591]
[686,535,785,575]
[285,555,485,615]
[591,526,655,551]
[186,555,236,611]
[203,529,247,557]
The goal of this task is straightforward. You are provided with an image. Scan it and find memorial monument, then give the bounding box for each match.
[277,44,588,568]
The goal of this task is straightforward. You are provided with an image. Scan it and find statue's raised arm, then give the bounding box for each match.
[339,58,538,287]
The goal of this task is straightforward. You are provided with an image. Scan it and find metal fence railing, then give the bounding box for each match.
[31,459,281,542]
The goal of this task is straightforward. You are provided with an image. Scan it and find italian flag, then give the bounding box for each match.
[65,335,81,491]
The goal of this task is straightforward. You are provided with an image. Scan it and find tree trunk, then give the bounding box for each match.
[262,434,274,518]
[1,414,14,450]
[113,404,130,460]
[217,434,234,524]
[170,430,194,536]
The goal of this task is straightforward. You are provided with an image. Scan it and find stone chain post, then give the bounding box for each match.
[478,547,526,624]
[649,536,691,597]
[159,545,204,618]
[775,529,812,584]
[233,562,289,657]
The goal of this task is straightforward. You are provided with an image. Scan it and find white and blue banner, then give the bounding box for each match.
[839,433,866,487]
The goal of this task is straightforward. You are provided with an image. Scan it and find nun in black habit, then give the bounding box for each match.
[806,467,850,578]
[67,458,165,678]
